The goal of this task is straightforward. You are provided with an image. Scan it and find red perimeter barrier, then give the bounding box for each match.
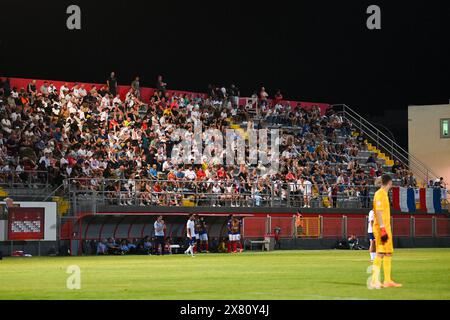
[392,217,411,237]
[346,218,367,237]
[436,218,450,237]
[415,218,433,237]
[270,216,294,238]
[243,217,267,238]
[322,217,343,238]
[60,209,446,240]
[59,219,73,240]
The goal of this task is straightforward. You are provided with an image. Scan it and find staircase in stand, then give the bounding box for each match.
[334,103,443,187]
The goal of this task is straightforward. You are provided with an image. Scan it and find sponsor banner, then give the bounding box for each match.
[8,207,45,240]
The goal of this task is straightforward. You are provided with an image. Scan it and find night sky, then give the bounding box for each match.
[1,0,449,147]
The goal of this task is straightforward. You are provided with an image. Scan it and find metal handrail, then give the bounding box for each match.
[66,178,383,211]
[42,183,67,202]
[0,170,50,187]
[333,104,441,184]
[67,178,380,190]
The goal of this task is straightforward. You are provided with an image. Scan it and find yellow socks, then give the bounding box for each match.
[372,255,382,283]
[383,255,392,283]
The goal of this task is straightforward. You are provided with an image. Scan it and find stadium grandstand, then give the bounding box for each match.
[0,76,448,256]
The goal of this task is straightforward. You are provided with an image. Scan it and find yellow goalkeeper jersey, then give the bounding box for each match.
[373,188,391,230]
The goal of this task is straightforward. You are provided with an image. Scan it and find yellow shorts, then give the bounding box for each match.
[373,229,394,254]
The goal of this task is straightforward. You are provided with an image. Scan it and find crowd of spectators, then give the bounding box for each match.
[0,75,422,208]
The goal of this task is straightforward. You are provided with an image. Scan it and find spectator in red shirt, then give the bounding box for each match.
[274,89,283,106]
[217,166,226,179]
[196,168,206,180]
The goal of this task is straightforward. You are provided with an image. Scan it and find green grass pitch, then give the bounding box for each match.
[1,249,450,300]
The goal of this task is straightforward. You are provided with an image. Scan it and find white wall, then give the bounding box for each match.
[0,201,57,241]
[408,104,450,195]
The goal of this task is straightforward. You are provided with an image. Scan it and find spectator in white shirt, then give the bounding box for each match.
[184,167,196,181]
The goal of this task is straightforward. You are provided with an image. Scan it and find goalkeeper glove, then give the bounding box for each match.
[380,227,389,243]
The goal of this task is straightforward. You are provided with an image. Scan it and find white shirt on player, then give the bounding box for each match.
[187,219,195,238]
[368,210,374,233]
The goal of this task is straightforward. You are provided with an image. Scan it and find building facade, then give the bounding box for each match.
[408,104,450,194]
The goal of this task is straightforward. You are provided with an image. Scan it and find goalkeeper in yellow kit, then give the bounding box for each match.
[370,174,402,289]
